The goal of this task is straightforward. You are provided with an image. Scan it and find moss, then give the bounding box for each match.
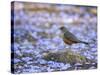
[43,52,60,61]
[43,50,87,65]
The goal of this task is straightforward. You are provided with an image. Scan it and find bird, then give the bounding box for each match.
[60,26,88,45]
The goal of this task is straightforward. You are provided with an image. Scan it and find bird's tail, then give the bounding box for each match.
[80,41,89,45]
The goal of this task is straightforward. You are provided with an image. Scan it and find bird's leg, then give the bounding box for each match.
[78,44,82,51]
[85,44,90,50]
[65,44,71,50]
[68,45,72,50]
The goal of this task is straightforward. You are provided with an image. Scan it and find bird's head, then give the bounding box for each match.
[60,26,68,33]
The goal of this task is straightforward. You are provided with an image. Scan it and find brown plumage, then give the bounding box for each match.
[60,26,88,45]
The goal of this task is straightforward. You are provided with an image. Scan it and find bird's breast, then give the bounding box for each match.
[63,37,73,45]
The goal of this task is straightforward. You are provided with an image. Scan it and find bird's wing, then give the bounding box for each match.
[64,31,80,42]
